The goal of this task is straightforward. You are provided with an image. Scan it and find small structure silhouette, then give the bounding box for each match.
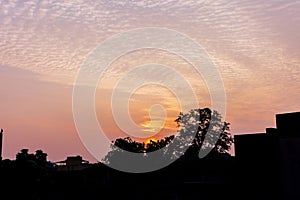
[55,155,89,171]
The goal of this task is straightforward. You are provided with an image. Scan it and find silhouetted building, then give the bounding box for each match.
[234,131,279,199]
[235,132,278,159]
[55,155,89,171]
[276,112,300,137]
[234,111,300,200]
[276,112,300,200]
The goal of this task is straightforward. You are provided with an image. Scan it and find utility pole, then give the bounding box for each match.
[0,129,3,161]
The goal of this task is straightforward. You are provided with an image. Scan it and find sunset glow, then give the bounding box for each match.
[0,0,299,163]
[145,138,157,145]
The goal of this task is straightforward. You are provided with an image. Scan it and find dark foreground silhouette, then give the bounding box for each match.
[0,110,300,200]
[0,150,234,200]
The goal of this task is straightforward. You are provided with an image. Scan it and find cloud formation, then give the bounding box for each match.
[0,0,299,135]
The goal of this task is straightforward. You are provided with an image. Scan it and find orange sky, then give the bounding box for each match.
[0,0,299,163]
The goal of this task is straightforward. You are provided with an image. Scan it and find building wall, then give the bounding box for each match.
[280,138,300,200]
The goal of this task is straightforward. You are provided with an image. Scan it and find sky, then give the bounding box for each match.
[0,0,299,163]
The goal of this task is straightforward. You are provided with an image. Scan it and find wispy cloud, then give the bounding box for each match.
[0,0,299,135]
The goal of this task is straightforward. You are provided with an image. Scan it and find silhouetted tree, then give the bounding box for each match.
[171,108,233,160]
[16,149,35,163]
[0,149,51,199]
[145,135,174,153]
[102,135,175,166]
[35,149,48,166]
[103,108,233,165]
[114,137,145,153]
[16,149,48,165]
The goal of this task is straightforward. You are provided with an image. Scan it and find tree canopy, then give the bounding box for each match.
[103,108,233,165]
